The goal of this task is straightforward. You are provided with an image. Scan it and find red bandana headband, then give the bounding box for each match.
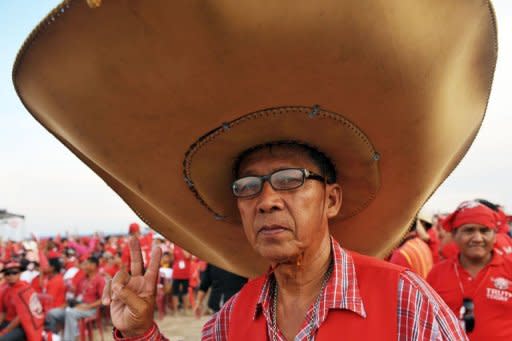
[442,201,498,232]
[496,208,510,234]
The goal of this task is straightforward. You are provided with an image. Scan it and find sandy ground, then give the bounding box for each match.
[97,313,211,341]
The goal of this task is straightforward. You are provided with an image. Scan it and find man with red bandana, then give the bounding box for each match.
[427,201,512,340]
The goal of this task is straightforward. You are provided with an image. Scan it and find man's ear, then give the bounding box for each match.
[326,184,342,219]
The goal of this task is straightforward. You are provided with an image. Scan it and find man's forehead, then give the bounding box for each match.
[458,223,493,230]
[237,145,318,172]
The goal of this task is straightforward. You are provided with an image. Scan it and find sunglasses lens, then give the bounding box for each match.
[233,176,262,197]
[270,169,304,190]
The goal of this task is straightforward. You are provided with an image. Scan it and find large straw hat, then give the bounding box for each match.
[13,0,497,277]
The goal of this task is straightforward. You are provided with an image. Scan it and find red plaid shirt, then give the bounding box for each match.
[115,237,467,340]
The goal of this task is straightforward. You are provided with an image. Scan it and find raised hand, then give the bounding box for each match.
[102,236,162,337]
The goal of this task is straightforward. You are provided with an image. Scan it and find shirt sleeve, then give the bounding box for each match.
[397,270,467,341]
[201,291,239,341]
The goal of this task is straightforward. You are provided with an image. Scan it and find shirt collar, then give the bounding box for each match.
[253,236,366,320]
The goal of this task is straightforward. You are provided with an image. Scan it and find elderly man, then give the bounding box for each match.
[102,142,466,340]
[13,0,498,340]
[427,201,512,340]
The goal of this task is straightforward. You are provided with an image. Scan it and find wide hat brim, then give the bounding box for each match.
[13,0,496,277]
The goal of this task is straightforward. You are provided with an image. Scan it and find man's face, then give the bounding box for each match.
[161,254,171,267]
[453,224,495,262]
[84,260,97,274]
[5,270,21,285]
[236,147,341,264]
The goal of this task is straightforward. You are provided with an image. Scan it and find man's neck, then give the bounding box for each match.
[273,234,332,297]
[459,253,492,277]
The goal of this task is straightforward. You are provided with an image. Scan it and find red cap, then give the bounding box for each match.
[129,222,141,234]
[4,261,21,271]
[47,250,62,259]
[442,201,498,232]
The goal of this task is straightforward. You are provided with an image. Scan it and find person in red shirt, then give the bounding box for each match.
[0,262,44,340]
[0,262,26,340]
[438,200,512,261]
[31,258,66,311]
[171,245,191,312]
[105,235,120,256]
[389,216,434,278]
[427,201,512,340]
[100,251,121,279]
[46,256,105,340]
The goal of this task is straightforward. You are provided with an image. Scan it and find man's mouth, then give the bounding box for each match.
[258,224,289,236]
[467,244,486,249]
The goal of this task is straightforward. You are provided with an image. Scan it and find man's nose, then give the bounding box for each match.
[472,231,485,242]
[256,182,284,214]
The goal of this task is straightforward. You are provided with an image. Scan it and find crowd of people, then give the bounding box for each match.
[0,222,247,340]
[1,198,510,340]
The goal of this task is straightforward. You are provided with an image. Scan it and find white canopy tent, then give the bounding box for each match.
[0,209,26,241]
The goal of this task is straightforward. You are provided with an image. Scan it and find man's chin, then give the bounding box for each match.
[464,250,490,262]
[256,246,299,265]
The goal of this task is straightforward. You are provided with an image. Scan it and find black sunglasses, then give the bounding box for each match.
[5,270,20,276]
[461,297,475,333]
[232,168,325,198]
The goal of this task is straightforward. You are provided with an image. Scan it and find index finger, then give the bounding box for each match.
[129,236,144,276]
[144,246,162,289]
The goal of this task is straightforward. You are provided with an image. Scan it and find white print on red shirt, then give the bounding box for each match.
[486,277,512,302]
[491,277,510,290]
[486,287,512,302]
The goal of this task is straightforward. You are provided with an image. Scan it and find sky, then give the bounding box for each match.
[1,1,511,239]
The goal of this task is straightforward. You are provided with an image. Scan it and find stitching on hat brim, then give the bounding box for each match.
[183,106,380,222]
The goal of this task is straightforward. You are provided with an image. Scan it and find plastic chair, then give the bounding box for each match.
[79,308,104,341]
